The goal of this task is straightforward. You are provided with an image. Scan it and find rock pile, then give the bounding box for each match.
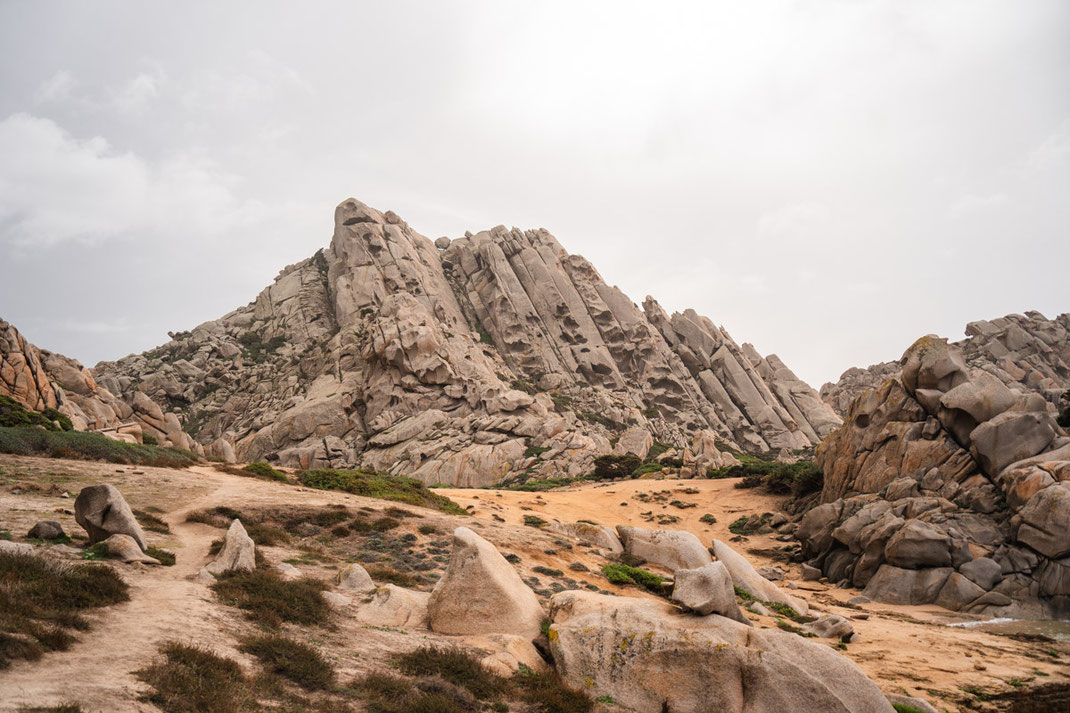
[802,335,1070,618]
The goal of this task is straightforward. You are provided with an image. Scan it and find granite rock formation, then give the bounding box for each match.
[83,198,839,484]
[801,334,1070,618]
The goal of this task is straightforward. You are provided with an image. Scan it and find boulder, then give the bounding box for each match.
[756,566,784,581]
[801,563,822,581]
[276,562,301,580]
[99,533,160,564]
[463,634,550,677]
[204,519,256,575]
[546,521,623,554]
[617,525,713,571]
[354,584,430,628]
[802,614,854,641]
[0,540,36,556]
[970,410,1056,476]
[322,591,352,609]
[671,562,749,623]
[959,556,1002,590]
[884,520,952,568]
[74,484,147,550]
[1016,483,1070,559]
[547,590,894,713]
[613,426,654,459]
[712,539,808,615]
[335,563,376,592]
[427,527,543,637]
[27,520,66,540]
[862,565,952,605]
[934,572,987,611]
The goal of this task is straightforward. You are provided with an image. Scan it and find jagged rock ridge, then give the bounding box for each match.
[11,198,839,485]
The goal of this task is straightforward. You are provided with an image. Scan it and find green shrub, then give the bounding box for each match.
[395,646,506,700]
[240,634,334,690]
[590,454,641,480]
[891,704,927,713]
[0,551,129,668]
[601,564,665,592]
[0,395,63,431]
[297,468,466,515]
[0,425,197,468]
[136,642,251,713]
[714,460,824,498]
[524,515,549,528]
[243,461,287,482]
[211,569,329,627]
[699,513,717,524]
[631,462,662,477]
[141,433,158,446]
[523,445,550,459]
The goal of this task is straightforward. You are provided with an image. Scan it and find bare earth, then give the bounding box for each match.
[0,454,1067,712]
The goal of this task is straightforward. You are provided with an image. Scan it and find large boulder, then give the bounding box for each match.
[354,585,430,628]
[617,525,713,571]
[862,565,952,605]
[546,521,623,554]
[74,484,147,550]
[27,521,66,540]
[1016,483,1070,559]
[959,556,1003,590]
[883,520,952,568]
[427,527,543,637]
[204,519,256,575]
[671,561,749,624]
[712,539,808,615]
[934,572,987,611]
[547,590,894,713]
[613,427,654,459]
[970,410,1056,476]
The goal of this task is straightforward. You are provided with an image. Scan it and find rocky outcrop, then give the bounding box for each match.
[74,484,147,550]
[426,526,544,637]
[1,318,59,412]
[547,590,893,713]
[88,198,837,485]
[801,335,1070,618]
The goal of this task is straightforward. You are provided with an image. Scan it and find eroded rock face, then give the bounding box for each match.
[88,198,837,486]
[74,484,147,550]
[547,590,893,713]
[804,332,1070,618]
[427,526,543,637]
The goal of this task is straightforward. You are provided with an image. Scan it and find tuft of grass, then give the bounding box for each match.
[243,462,288,482]
[211,568,329,627]
[146,546,176,566]
[0,552,129,668]
[297,468,467,515]
[133,508,171,534]
[601,564,665,592]
[395,646,506,700]
[514,666,593,713]
[523,515,549,528]
[892,703,927,713]
[240,634,334,690]
[0,423,197,468]
[699,513,717,524]
[136,642,251,713]
[365,565,417,588]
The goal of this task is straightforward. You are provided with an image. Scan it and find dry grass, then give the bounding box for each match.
[240,634,334,690]
[0,551,129,668]
[211,568,329,627]
[136,642,252,713]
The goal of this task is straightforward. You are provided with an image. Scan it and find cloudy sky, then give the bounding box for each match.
[1,1,1067,388]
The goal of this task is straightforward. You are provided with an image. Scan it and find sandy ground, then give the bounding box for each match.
[439,477,1070,713]
[1,455,1067,712]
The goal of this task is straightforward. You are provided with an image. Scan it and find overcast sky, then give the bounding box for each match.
[1,1,1067,388]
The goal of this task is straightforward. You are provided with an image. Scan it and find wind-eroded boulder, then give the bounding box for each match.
[617,525,712,571]
[75,484,147,550]
[354,585,430,628]
[671,561,749,623]
[427,527,543,637]
[204,519,256,575]
[547,590,893,713]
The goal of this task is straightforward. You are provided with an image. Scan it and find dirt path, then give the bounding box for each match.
[0,466,253,713]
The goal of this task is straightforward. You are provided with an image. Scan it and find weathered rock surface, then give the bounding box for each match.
[712,539,808,615]
[74,484,147,550]
[803,331,1070,618]
[84,198,838,485]
[671,561,749,623]
[427,526,543,637]
[204,519,256,575]
[353,585,430,628]
[802,614,854,641]
[546,521,623,553]
[617,525,712,571]
[27,520,66,540]
[547,590,893,713]
[335,563,376,592]
[100,533,160,564]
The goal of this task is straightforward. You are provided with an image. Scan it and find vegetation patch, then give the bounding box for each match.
[186,506,290,546]
[146,547,176,566]
[133,508,172,534]
[136,642,252,713]
[601,563,665,592]
[211,568,329,627]
[298,468,466,515]
[395,646,506,700]
[240,634,334,690]
[0,425,198,468]
[0,551,129,668]
[514,665,594,713]
[0,396,72,431]
[712,460,823,498]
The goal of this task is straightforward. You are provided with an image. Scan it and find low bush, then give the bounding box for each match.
[243,462,288,482]
[240,634,334,690]
[136,642,251,713]
[523,515,549,528]
[0,425,197,468]
[186,507,289,546]
[601,563,665,592]
[395,646,505,700]
[514,666,593,713]
[211,568,329,627]
[715,460,824,497]
[297,469,466,515]
[0,551,129,668]
[589,454,641,480]
[133,509,171,534]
